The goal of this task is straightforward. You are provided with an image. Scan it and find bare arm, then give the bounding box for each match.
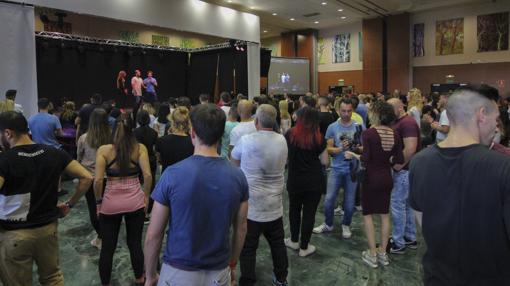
[94,146,107,200]
[138,144,153,204]
[431,122,449,134]
[393,137,418,171]
[64,160,93,206]
[319,148,330,167]
[230,201,248,282]
[144,202,169,285]
[326,138,342,156]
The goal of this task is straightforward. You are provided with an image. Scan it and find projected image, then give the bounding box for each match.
[268,58,310,95]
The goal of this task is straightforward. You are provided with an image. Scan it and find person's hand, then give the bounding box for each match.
[344,151,355,160]
[431,121,440,130]
[57,203,70,218]
[145,273,159,286]
[230,267,237,286]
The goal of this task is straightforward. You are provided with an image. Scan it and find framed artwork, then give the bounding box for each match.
[435,18,464,55]
[318,37,326,65]
[413,23,425,57]
[332,33,350,63]
[477,12,509,52]
[152,35,169,46]
[119,31,139,43]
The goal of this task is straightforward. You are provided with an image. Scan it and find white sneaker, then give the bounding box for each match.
[299,244,316,257]
[284,238,300,250]
[362,250,378,268]
[355,205,363,212]
[90,237,102,250]
[341,225,352,239]
[334,207,344,216]
[313,223,333,234]
[377,252,390,266]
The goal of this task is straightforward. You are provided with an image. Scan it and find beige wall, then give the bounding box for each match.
[261,36,282,57]
[34,11,225,48]
[411,2,510,67]
[318,22,363,72]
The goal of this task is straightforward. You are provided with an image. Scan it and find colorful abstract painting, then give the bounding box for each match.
[332,33,350,63]
[477,12,509,52]
[413,23,425,57]
[318,37,326,65]
[119,31,139,43]
[152,35,169,46]
[435,18,464,55]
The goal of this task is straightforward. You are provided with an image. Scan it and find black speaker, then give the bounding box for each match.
[260,48,271,77]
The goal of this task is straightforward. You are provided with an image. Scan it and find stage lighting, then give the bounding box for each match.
[239,47,245,52]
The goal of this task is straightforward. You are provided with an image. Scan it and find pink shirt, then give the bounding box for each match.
[99,177,145,215]
[131,76,143,96]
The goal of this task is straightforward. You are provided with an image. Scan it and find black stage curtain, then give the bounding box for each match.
[187,51,218,105]
[234,48,248,96]
[36,38,188,108]
[218,49,234,95]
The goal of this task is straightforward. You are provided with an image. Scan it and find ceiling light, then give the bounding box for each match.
[338,9,343,12]
[227,0,232,2]
[249,6,255,9]
[341,16,347,19]
[321,2,327,5]
[290,18,295,21]
[272,12,277,16]
[314,21,319,24]
[263,30,268,33]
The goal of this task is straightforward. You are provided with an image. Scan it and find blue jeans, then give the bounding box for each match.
[391,170,416,248]
[324,168,357,227]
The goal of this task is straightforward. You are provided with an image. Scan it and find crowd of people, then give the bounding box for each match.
[1,82,510,286]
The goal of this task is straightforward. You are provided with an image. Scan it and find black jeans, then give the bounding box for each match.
[85,185,101,238]
[288,190,322,249]
[99,208,145,284]
[239,217,288,286]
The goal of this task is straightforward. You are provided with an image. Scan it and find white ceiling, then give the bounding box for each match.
[203,0,489,38]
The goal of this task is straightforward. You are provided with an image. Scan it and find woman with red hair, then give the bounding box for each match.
[284,107,330,257]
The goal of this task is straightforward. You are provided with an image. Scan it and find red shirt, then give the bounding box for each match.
[392,114,420,170]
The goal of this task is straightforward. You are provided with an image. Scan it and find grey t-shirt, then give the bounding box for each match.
[231,130,288,222]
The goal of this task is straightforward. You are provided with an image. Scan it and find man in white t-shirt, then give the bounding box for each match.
[231,104,289,286]
[425,94,450,143]
[229,100,256,158]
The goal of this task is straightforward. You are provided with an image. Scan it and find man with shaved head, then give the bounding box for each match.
[231,104,289,286]
[386,98,420,254]
[229,100,256,158]
[409,86,510,285]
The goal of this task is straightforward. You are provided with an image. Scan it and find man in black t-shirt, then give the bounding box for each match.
[76,93,102,137]
[409,87,510,285]
[318,96,336,138]
[0,111,93,286]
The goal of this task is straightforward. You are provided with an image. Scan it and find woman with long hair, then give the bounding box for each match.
[154,103,171,137]
[77,108,111,249]
[60,101,78,158]
[155,106,194,172]
[284,107,329,257]
[94,115,152,286]
[134,110,158,218]
[116,70,128,108]
[345,101,404,268]
[279,100,292,135]
[407,88,423,127]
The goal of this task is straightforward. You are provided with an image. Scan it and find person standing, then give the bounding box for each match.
[279,100,292,135]
[77,108,112,249]
[155,106,194,172]
[386,98,421,254]
[131,70,144,118]
[231,104,289,286]
[407,88,423,127]
[313,98,362,239]
[221,106,239,159]
[409,87,510,285]
[345,101,404,268]
[76,93,103,138]
[116,70,128,108]
[143,71,158,103]
[94,117,152,286]
[318,97,336,138]
[0,111,93,286]
[28,98,63,149]
[144,104,249,286]
[229,100,256,158]
[284,107,329,257]
[5,89,23,114]
[424,93,449,143]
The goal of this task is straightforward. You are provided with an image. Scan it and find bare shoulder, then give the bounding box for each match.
[97,144,114,154]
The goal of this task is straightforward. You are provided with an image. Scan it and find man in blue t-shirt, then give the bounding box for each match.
[313,97,362,239]
[28,98,62,149]
[143,70,158,103]
[145,104,249,286]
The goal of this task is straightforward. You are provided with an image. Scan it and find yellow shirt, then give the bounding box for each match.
[351,112,364,126]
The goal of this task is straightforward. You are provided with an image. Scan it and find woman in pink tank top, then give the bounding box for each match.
[93,115,152,286]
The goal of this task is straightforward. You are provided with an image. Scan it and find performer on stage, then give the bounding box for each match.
[143,71,158,103]
[116,70,128,108]
[131,69,144,117]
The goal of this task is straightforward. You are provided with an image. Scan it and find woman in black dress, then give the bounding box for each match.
[346,101,404,268]
[284,107,329,257]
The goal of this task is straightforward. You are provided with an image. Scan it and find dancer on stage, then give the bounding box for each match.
[143,71,158,103]
[131,69,144,118]
[116,70,128,108]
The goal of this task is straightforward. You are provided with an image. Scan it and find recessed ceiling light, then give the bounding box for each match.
[341,16,347,19]
[227,0,232,2]
[272,12,277,16]
[338,9,343,12]
[321,2,327,5]
[249,6,255,9]
[314,21,319,24]
[263,30,268,33]
[290,18,295,21]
